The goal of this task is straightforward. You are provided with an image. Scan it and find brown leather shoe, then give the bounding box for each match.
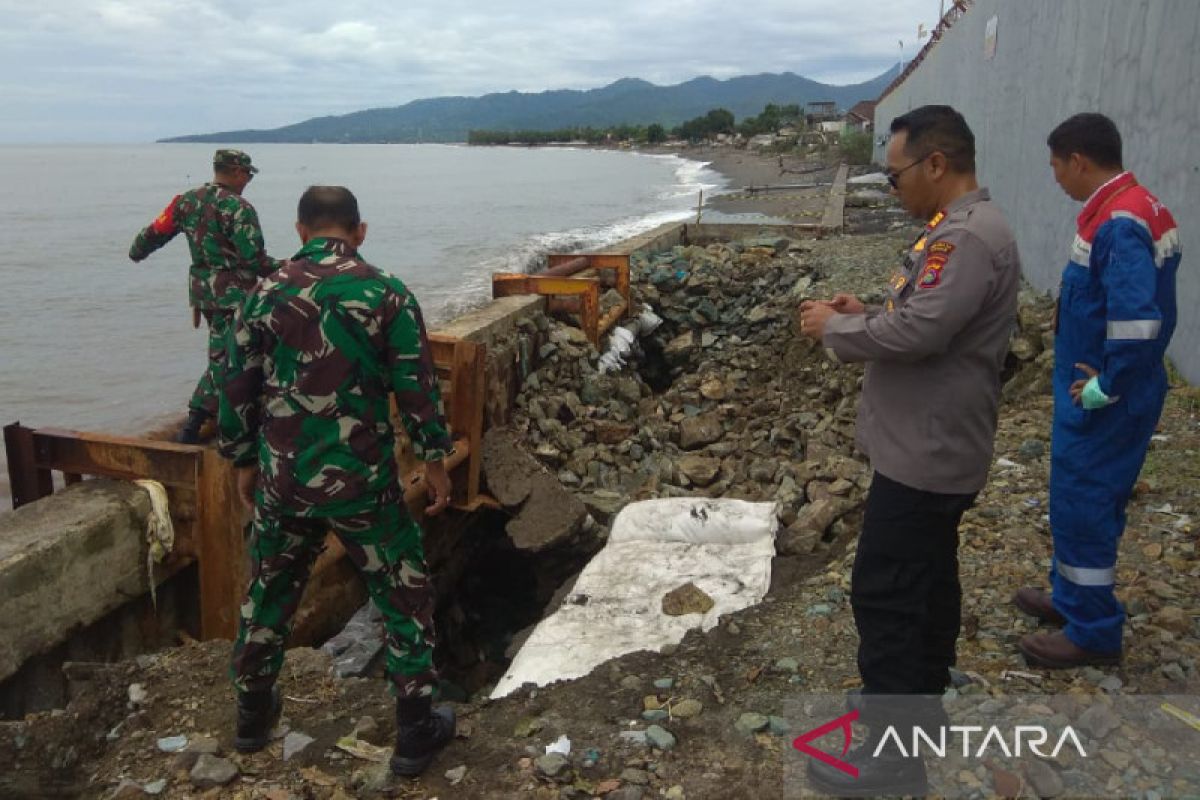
[1013,587,1066,625]
[1019,631,1121,669]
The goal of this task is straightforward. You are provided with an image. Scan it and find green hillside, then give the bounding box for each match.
[161,70,893,144]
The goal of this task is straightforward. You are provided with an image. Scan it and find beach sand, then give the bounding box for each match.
[651,144,841,222]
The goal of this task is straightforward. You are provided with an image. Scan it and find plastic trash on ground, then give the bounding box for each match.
[545,734,571,755]
[491,498,777,698]
[598,307,665,374]
[322,601,385,678]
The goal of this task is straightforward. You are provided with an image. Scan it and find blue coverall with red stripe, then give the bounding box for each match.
[1049,172,1181,654]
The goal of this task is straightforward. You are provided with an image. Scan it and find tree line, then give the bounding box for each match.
[467,103,810,146]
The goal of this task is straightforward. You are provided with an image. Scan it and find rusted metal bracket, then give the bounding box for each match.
[492,253,631,346]
[426,333,487,510]
[2,424,243,640]
[2,333,492,642]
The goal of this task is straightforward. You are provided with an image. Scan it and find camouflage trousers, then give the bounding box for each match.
[188,309,234,415]
[231,495,439,698]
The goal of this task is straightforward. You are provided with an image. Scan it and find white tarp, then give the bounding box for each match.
[490,498,778,698]
[848,172,889,185]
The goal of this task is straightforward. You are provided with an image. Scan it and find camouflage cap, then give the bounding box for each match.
[213,148,259,174]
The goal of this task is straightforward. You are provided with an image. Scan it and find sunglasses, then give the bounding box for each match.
[886,152,932,189]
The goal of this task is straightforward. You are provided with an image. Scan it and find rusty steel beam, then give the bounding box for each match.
[4,423,53,508]
[543,255,589,276]
[598,302,629,338]
[492,273,603,345]
[547,296,582,314]
[30,427,203,488]
[195,448,246,639]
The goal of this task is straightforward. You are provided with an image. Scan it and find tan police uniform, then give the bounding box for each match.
[815,186,1021,708]
[822,187,1021,494]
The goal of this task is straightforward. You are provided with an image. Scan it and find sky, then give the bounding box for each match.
[0,0,942,143]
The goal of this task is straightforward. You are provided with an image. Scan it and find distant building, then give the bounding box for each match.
[805,100,841,128]
[844,100,878,133]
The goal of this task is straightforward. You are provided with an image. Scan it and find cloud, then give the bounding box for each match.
[0,0,939,142]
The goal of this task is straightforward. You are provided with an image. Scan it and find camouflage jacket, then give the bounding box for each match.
[218,237,452,517]
[129,183,281,311]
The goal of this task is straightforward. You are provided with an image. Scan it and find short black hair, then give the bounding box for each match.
[889,105,976,173]
[297,186,361,231]
[1047,113,1123,169]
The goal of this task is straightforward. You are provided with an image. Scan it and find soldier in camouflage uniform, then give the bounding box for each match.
[129,149,281,443]
[217,185,456,776]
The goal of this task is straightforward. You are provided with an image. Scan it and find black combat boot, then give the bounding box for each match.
[233,686,281,753]
[176,409,211,444]
[805,727,928,797]
[390,695,456,777]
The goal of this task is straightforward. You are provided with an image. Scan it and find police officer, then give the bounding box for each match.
[799,105,1020,796]
[218,186,455,776]
[1014,113,1182,668]
[129,149,281,443]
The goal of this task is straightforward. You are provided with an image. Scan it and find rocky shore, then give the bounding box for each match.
[1,169,1197,800]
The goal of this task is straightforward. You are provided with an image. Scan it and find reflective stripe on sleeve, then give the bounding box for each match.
[1107,319,1162,340]
[1056,559,1115,587]
[1069,234,1092,268]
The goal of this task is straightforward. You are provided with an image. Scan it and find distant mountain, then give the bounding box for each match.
[161,70,895,144]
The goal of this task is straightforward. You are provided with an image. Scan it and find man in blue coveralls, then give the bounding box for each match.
[1015,113,1182,668]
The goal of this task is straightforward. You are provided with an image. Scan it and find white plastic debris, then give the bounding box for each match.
[597,307,664,374]
[848,172,890,184]
[634,308,664,335]
[545,734,571,756]
[491,498,777,698]
[127,683,148,708]
[598,325,638,374]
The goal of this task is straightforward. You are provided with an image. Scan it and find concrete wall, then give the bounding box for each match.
[874,0,1200,382]
[0,480,197,717]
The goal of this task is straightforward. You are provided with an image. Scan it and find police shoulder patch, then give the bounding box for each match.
[927,240,956,255]
[918,254,949,289]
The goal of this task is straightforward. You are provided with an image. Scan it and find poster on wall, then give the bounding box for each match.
[984,15,998,59]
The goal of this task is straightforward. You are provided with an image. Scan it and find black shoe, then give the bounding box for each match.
[233,686,281,753]
[391,695,456,777]
[176,409,211,445]
[806,740,928,797]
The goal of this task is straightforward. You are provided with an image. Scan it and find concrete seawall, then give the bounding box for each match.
[873,0,1199,383]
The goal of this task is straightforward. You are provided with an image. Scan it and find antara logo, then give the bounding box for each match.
[792,710,860,777]
[793,709,1089,774]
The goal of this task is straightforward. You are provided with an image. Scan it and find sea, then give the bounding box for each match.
[0,143,725,505]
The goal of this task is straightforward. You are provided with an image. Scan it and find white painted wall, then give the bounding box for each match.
[874,0,1199,382]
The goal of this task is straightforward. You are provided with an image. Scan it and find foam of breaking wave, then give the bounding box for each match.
[425,154,727,324]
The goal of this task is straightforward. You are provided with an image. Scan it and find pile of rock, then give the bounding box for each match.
[507,234,878,551]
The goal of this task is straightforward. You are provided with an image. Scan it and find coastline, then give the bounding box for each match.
[639,144,840,222]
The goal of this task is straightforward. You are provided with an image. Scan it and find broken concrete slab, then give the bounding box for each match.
[483,428,586,551]
[0,481,152,683]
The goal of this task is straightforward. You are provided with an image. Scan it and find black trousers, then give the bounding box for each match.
[852,471,976,703]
